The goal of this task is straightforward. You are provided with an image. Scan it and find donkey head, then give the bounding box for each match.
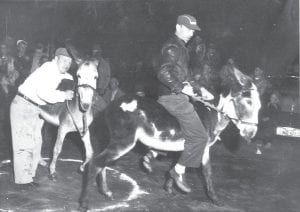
[76,60,98,112]
[219,65,261,141]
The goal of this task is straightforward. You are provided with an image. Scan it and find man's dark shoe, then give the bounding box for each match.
[169,168,191,193]
[14,182,40,190]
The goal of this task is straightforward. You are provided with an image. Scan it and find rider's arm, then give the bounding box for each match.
[188,79,214,101]
[157,45,184,94]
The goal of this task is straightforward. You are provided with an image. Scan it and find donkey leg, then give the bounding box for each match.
[49,127,68,181]
[97,167,113,200]
[79,130,93,172]
[164,177,174,194]
[79,159,97,212]
[141,149,158,173]
[95,134,137,199]
[201,144,220,205]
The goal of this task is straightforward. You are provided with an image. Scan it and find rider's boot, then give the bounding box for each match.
[169,168,191,193]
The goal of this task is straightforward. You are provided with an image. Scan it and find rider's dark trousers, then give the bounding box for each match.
[158,94,208,168]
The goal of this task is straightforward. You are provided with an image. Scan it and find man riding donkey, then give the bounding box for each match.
[144,14,214,193]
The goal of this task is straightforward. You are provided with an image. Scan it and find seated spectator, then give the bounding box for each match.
[255,91,281,153]
[103,77,125,103]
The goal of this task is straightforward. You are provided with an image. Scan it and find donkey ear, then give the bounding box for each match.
[233,67,248,86]
[91,58,99,67]
[65,40,84,66]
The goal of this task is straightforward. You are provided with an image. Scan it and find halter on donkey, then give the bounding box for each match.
[39,59,98,180]
[78,64,261,211]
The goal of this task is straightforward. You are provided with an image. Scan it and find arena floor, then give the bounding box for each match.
[0,114,300,212]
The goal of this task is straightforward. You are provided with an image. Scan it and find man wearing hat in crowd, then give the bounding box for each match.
[10,47,74,187]
[14,40,32,86]
[147,14,213,193]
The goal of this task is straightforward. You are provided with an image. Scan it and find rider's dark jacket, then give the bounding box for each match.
[157,35,191,96]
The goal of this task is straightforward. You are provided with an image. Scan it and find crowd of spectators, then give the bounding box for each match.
[0,39,53,100]
[0,32,287,159]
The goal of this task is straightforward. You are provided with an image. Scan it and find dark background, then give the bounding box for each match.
[0,2,299,211]
[0,0,298,77]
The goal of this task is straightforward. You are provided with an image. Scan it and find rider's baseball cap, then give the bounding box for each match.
[55,48,71,58]
[177,14,201,31]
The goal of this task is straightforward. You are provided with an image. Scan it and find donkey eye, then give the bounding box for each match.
[77,75,81,79]
[241,91,251,97]
[245,99,252,105]
[94,76,98,80]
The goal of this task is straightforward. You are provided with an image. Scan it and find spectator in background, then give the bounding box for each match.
[103,77,125,104]
[133,61,146,95]
[204,43,220,72]
[39,55,50,66]
[188,35,206,76]
[135,83,146,97]
[251,67,272,106]
[14,40,32,86]
[227,57,236,66]
[0,43,19,96]
[30,43,49,73]
[91,44,111,95]
[255,91,281,153]
[194,63,216,94]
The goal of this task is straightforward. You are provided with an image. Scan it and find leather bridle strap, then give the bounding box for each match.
[76,84,96,91]
[66,100,88,137]
[191,95,258,127]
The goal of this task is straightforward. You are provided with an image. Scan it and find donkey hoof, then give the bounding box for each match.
[212,199,223,207]
[78,204,89,212]
[79,164,85,172]
[165,186,173,194]
[164,178,174,194]
[208,194,222,206]
[48,173,58,181]
[104,191,114,200]
[77,165,85,173]
[141,160,153,173]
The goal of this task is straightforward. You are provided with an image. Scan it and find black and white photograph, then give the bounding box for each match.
[0,0,299,211]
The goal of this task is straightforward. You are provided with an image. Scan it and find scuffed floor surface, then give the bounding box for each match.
[0,122,300,212]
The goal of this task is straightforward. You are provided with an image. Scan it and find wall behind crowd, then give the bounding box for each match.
[0,0,298,76]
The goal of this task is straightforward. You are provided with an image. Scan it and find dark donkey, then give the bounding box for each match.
[39,59,100,180]
[78,64,261,211]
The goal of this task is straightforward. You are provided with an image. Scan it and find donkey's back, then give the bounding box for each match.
[105,95,183,143]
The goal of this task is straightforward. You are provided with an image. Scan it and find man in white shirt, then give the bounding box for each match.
[10,48,74,187]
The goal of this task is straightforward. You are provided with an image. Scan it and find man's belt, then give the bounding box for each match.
[17,92,40,107]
